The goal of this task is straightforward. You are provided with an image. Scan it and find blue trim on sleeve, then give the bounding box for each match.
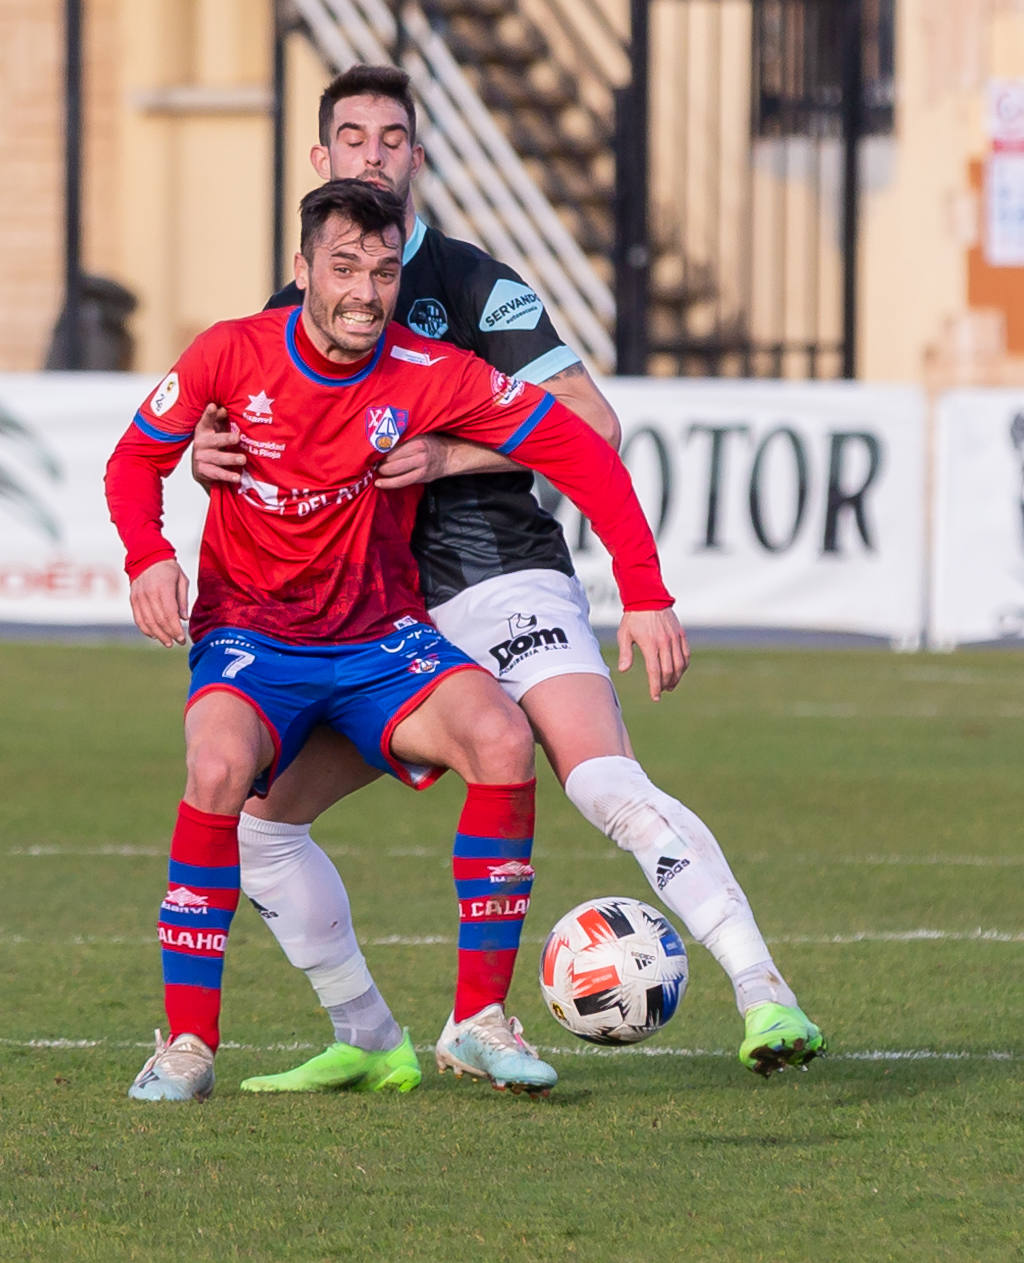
[496,394,556,454]
[285,308,386,386]
[513,345,580,386]
[404,216,427,263]
[133,411,190,444]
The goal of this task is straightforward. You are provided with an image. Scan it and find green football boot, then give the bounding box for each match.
[739,1002,826,1077]
[240,1029,420,1094]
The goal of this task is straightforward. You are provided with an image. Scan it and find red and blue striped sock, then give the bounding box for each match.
[158,800,240,1052]
[452,781,536,1022]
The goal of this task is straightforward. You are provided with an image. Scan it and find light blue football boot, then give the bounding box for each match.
[435,1003,557,1096]
[128,1030,215,1102]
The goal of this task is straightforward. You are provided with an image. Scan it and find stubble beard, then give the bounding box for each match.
[307,288,383,361]
[351,169,412,208]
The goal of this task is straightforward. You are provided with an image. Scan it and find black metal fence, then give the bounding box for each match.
[266,0,892,381]
[615,0,893,378]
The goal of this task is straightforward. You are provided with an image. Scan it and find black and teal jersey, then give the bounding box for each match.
[267,217,581,604]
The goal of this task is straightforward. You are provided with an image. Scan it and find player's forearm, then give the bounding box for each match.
[104,426,185,579]
[542,363,622,450]
[435,435,524,477]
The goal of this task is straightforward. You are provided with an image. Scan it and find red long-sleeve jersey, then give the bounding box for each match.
[105,306,672,644]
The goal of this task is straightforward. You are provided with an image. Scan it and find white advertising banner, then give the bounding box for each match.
[0,373,928,641]
[931,390,1024,647]
[0,373,207,626]
[554,379,928,643]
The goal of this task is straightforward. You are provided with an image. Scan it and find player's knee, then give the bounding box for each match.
[464,700,534,782]
[184,743,257,816]
[566,755,724,860]
[565,755,668,851]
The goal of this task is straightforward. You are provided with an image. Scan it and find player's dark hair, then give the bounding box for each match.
[299,179,407,261]
[318,64,418,147]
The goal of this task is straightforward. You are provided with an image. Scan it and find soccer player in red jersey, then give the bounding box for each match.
[194,67,826,1093]
[106,179,688,1101]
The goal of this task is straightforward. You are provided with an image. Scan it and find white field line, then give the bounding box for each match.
[6,845,1024,868]
[0,928,1021,947]
[686,702,1024,720]
[9,845,169,856]
[770,928,1024,944]
[0,1036,1016,1063]
[830,854,1024,868]
[783,702,1024,718]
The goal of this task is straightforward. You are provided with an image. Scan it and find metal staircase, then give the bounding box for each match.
[282,0,868,381]
[416,0,715,376]
[422,0,625,260]
[287,0,618,370]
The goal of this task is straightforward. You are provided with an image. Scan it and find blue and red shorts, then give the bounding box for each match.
[186,623,482,795]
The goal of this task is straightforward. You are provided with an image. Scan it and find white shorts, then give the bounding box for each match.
[428,569,611,702]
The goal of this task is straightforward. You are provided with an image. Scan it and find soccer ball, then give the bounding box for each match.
[539,896,688,1045]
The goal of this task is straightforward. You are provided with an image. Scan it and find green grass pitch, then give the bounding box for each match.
[0,640,1020,1262]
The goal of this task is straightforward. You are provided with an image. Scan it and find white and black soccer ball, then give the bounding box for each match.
[539,896,688,1045]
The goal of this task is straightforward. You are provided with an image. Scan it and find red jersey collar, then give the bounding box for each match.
[288,308,382,383]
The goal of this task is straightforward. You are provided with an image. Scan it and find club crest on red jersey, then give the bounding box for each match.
[365,405,409,452]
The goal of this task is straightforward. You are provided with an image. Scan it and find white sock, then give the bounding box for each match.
[326,987,402,1053]
[563,756,798,1015]
[237,813,400,1044]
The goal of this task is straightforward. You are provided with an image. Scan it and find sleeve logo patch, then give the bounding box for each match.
[479,280,544,332]
[490,368,525,406]
[150,372,179,417]
[406,297,449,339]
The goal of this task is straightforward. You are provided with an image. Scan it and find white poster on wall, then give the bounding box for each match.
[552,379,928,644]
[0,373,208,626]
[986,79,1024,266]
[931,390,1024,647]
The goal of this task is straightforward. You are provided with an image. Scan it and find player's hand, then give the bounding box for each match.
[191,403,243,489]
[375,435,450,488]
[616,608,690,702]
[129,559,189,648]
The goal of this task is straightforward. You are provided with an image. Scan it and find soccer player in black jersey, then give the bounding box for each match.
[193,65,825,1092]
